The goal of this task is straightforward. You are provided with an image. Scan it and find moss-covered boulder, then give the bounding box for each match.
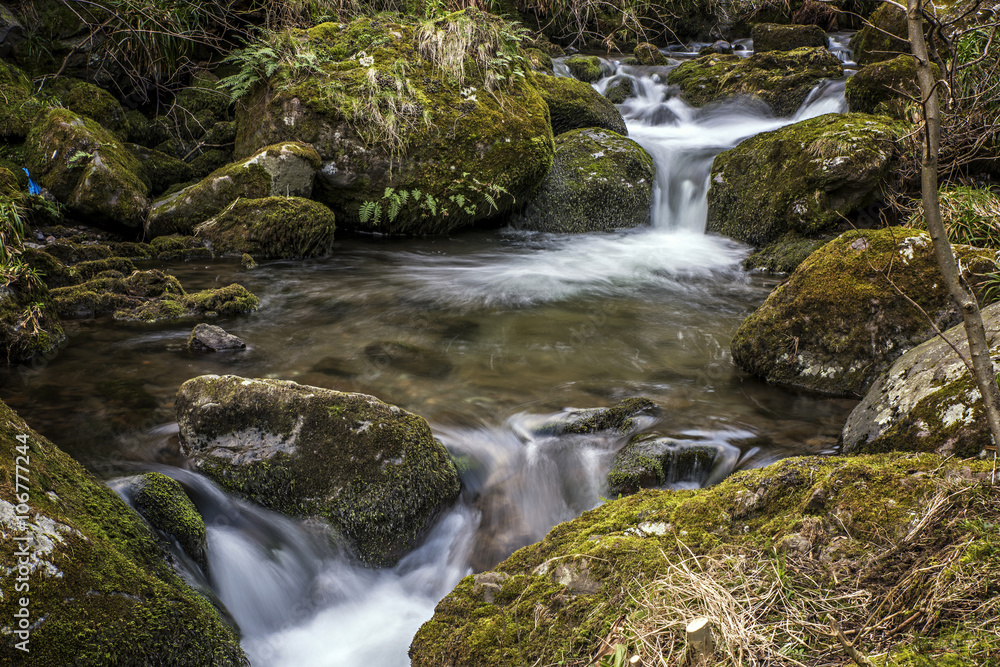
[751,23,827,52]
[532,73,627,136]
[0,400,247,666]
[51,269,259,322]
[850,3,908,65]
[0,60,41,139]
[845,55,933,119]
[731,228,994,397]
[175,375,461,567]
[706,113,897,247]
[564,55,605,82]
[742,231,830,273]
[411,453,1000,666]
[24,108,149,228]
[194,196,335,259]
[145,141,321,237]
[633,43,667,66]
[601,76,635,105]
[514,128,653,233]
[607,436,722,495]
[126,144,194,196]
[234,11,554,235]
[542,397,657,436]
[46,77,127,138]
[842,301,1000,458]
[666,47,843,116]
[130,472,208,569]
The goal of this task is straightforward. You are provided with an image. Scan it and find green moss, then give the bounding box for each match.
[531,72,627,136]
[846,55,939,119]
[45,78,127,138]
[607,436,718,495]
[850,3,909,66]
[750,23,827,52]
[602,76,635,104]
[517,127,653,233]
[177,375,461,566]
[133,472,208,569]
[182,284,259,317]
[564,55,604,82]
[0,399,247,666]
[0,60,43,139]
[633,43,667,66]
[525,48,554,73]
[127,144,195,196]
[731,228,995,397]
[707,113,899,247]
[742,232,830,273]
[559,397,657,435]
[666,47,844,116]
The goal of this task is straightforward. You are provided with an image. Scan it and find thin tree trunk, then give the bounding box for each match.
[907,0,1000,453]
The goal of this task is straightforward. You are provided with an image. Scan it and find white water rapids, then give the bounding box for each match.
[116,45,849,666]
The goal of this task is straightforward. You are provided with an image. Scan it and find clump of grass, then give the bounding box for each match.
[0,200,45,294]
[907,185,1000,250]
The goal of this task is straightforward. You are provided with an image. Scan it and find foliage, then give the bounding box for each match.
[359,174,508,226]
[0,200,44,294]
[218,30,326,100]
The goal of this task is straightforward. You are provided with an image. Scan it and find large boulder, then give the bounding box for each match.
[751,23,827,52]
[24,108,149,228]
[145,141,321,237]
[514,128,653,233]
[850,4,909,65]
[843,302,1000,458]
[532,73,628,136]
[0,60,42,139]
[731,228,994,397]
[47,77,127,138]
[234,11,554,235]
[666,47,843,116]
[845,55,933,119]
[0,400,247,666]
[176,375,462,567]
[633,43,667,66]
[194,196,336,259]
[707,113,897,247]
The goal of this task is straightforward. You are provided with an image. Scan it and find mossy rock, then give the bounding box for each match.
[666,47,843,116]
[850,3,909,65]
[176,375,461,567]
[845,55,937,120]
[175,70,231,120]
[843,301,1000,458]
[0,399,247,666]
[0,60,42,139]
[601,75,635,105]
[145,142,321,237]
[126,144,195,196]
[131,472,208,569]
[731,228,995,397]
[750,23,827,52]
[525,48,554,73]
[125,109,153,145]
[564,55,605,82]
[25,108,149,228]
[742,232,830,273]
[633,43,667,66]
[45,77,127,138]
[411,453,999,666]
[234,11,554,235]
[195,196,336,259]
[514,128,653,233]
[706,113,898,247]
[607,436,720,495]
[531,72,627,136]
[0,283,65,364]
[543,397,657,435]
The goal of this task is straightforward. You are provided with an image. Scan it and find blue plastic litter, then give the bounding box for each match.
[22,168,41,195]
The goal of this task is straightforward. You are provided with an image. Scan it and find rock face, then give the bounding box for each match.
[666,47,843,116]
[514,128,653,233]
[707,113,897,247]
[146,142,322,237]
[176,375,461,566]
[532,73,628,136]
[0,400,246,666]
[234,11,554,235]
[187,323,246,352]
[410,453,998,666]
[842,302,1000,458]
[25,108,150,228]
[194,196,336,259]
[850,4,909,65]
[731,228,994,397]
[130,472,208,569]
[751,23,827,52]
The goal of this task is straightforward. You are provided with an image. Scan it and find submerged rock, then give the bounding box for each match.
[145,142,322,237]
[549,397,657,435]
[532,73,628,136]
[363,341,453,378]
[234,11,553,235]
[843,301,1000,458]
[707,113,897,248]
[176,375,461,567]
[666,47,843,116]
[194,196,336,259]
[731,228,994,397]
[607,436,720,495]
[130,472,208,569]
[750,23,827,53]
[187,323,246,352]
[0,400,246,666]
[514,128,653,233]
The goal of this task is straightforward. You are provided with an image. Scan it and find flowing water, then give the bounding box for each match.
[2,43,856,665]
